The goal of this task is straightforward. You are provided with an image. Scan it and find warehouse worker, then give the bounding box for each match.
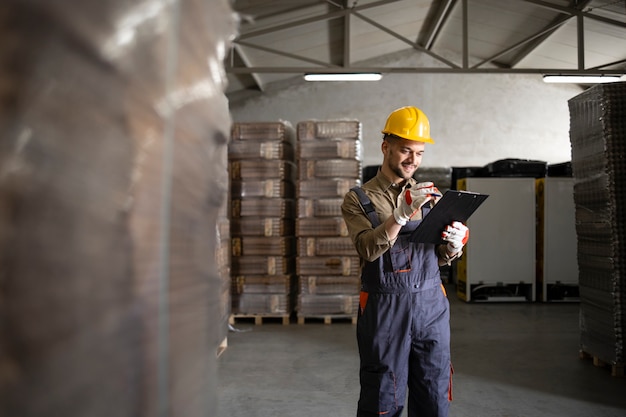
[341,106,469,417]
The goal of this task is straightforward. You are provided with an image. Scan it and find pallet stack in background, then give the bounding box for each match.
[216,200,231,355]
[295,120,363,323]
[228,122,297,324]
[568,82,626,377]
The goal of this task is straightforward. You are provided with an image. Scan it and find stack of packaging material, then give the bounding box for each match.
[568,82,626,375]
[229,122,297,322]
[295,120,363,322]
[216,200,230,354]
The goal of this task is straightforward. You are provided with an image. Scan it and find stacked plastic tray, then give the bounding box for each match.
[568,82,626,371]
[216,199,230,353]
[295,120,362,321]
[229,122,297,319]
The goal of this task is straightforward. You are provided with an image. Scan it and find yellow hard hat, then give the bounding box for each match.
[381,106,434,144]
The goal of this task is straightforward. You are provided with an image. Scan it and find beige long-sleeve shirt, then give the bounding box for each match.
[341,170,460,267]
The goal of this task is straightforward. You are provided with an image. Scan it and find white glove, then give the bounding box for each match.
[393,182,439,226]
[441,221,469,254]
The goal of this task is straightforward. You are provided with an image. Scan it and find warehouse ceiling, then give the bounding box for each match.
[225,0,626,101]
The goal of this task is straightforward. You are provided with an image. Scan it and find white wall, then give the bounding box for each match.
[228,53,584,169]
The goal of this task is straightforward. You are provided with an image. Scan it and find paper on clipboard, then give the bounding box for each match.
[411,190,489,244]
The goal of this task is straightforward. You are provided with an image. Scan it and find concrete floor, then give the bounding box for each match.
[218,287,626,417]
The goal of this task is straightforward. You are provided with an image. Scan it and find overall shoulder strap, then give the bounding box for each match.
[350,186,381,227]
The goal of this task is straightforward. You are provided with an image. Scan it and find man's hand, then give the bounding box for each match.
[442,221,469,254]
[393,182,439,226]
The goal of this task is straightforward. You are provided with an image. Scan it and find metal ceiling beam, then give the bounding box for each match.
[227,0,625,79]
[343,0,350,67]
[472,18,570,69]
[505,0,592,69]
[522,0,626,28]
[235,40,339,68]
[226,66,625,75]
[237,0,403,40]
[577,13,585,70]
[351,10,460,68]
[462,0,468,69]
[232,44,266,92]
[421,0,458,50]
[591,57,626,70]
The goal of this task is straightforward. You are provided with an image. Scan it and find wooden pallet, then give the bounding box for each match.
[296,314,357,325]
[229,314,291,325]
[579,350,625,377]
[216,337,228,358]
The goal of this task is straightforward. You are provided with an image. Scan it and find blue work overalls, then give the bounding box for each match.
[352,187,452,417]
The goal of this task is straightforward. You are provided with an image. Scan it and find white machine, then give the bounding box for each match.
[456,177,536,302]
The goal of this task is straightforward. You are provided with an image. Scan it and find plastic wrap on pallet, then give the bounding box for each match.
[229,160,297,181]
[232,236,295,257]
[568,81,626,366]
[297,139,362,160]
[296,217,348,237]
[231,217,295,237]
[297,198,344,217]
[296,294,359,315]
[297,120,361,141]
[298,276,360,295]
[298,159,361,179]
[297,237,358,256]
[231,256,294,276]
[228,141,295,161]
[231,121,295,143]
[231,179,295,199]
[232,294,291,315]
[216,218,231,279]
[296,256,360,276]
[297,178,360,198]
[231,198,295,218]
[231,275,293,295]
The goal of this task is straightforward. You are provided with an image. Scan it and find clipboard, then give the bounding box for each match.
[411,190,489,244]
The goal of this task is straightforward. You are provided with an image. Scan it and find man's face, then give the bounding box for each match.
[381,136,426,182]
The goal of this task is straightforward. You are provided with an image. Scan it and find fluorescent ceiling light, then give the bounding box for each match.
[304,73,382,81]
[543,75,623,84]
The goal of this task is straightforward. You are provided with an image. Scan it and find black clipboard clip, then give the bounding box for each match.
[410,190,489,244]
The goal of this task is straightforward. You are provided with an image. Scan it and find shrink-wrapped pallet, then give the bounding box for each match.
[297,294,359,316]
[232,237,295,257]
[229,121,297,319]
[298,276,361,295]
[296,217,349,237]
[295,120,363,321]
[231,294,291,315]
[231,198,296,218]
[297,139,362,160]
[296,256,360,276]
[232,122,295,142]
[297,178,360,198]
[231,179,296,198]
[232,275,293,295]
[231,256,295,276]
[0,0,236,415]
[297,198,344,218]
[568,82,626,375]
[229,141,295,161]
[297,120,361,140]
[297,237,358,256]
[229,160,297,181]
[299,159,362,179]
[232,217,295,237]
